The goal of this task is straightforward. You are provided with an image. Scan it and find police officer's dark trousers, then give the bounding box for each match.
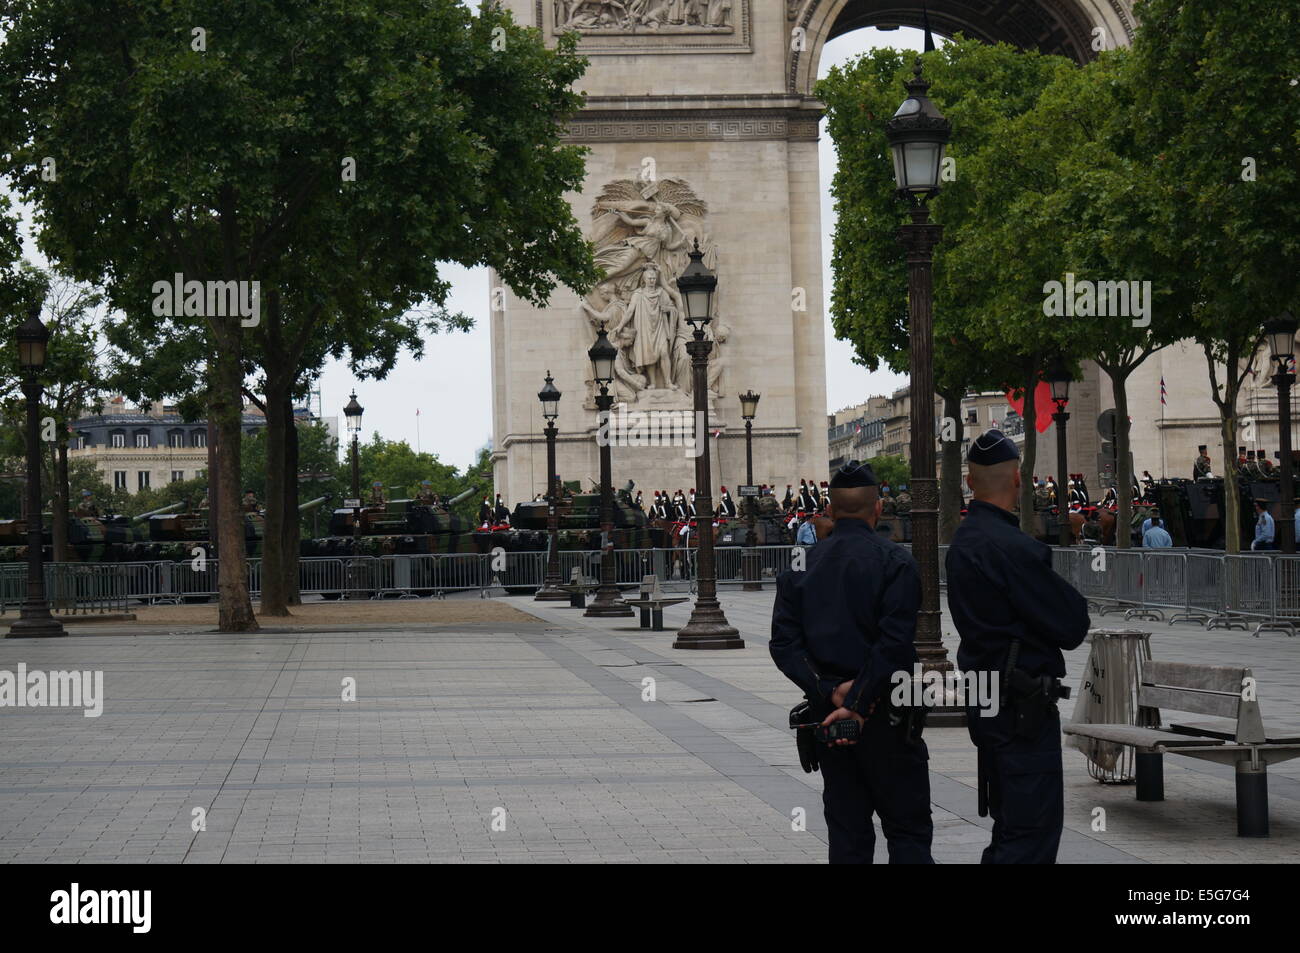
[969,705,1063,864]
[819,715,933,864]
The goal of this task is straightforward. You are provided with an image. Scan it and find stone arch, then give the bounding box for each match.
[788,0,1137,97]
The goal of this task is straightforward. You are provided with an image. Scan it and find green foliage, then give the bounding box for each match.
[869,454,911,491]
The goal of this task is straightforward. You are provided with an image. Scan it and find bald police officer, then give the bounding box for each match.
[770,461,933,864]
[946,430,1090,864]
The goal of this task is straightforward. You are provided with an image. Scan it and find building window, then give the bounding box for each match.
[134,430,150,448]
[114,471,127,490]
[111,430,126,448]
[137,471,150,490]
[191,430,206,448]
[75,433,89,450]
[171,470,184,483]
[168,429,185,448]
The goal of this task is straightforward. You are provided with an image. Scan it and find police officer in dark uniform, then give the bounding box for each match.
[946,430,1090,864]
[770,460,933,864]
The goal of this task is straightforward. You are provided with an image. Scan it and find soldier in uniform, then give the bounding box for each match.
[770,460,933,864]
[798,479,816,513]
[1044,475,1058,506]
[1141,470,1156,501]
[494,493,511,525]
[75,489,100,518]
[1259,452,1276,478]
[717,486,736,519]
[479,495,493,525]
[242,489,260,512]
[369,481,386,505]
[879,483,896,518]
[1244,450,1261,480]
[818,480,830,511]
[946,430,1090,864]
[782,484,794,513]
[894,484,912,516]
[634,489,644,512]
[1033,479,1052,512]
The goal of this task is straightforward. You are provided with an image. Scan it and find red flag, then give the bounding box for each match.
[1003,380,1055,434]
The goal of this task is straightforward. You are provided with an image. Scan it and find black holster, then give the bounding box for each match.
[789,699,820,774]
[1006,667,1071,740]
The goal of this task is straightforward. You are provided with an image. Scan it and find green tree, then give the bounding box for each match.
[2,0,598,628]
[1128,0,1300,552]
[869,453,911,491]
[820,39,1077,537]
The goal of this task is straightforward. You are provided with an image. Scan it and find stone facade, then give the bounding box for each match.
[490,0,1146,504]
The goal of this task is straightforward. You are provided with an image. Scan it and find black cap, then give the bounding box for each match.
[829,460,878,489]
[968,429,1020,465]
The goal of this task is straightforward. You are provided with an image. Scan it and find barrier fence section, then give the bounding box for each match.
[5,547,1298,635]
[1046,547,1295,636]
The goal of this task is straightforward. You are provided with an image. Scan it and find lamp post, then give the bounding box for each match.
[536,371,567,600]
[739,390,761,592]
[343,390,363,558]
[1045,355,1073,549]
[1265,312,1298,554]
[674,241,742,649]
[885,58,948,681]
[585,327,633,618]
[7,304,65,638]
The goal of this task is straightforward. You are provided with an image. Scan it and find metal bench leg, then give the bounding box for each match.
[1236,761,1269,837]
[651,607,664,631]
[638,606,651,629]
[1136,751,1163,802]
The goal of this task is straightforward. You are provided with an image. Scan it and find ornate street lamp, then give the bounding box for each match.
[343,390,364,559]
[739,390,761,591]
[535,371,567,600]
[1265,311,1298,553]
[674,241,742,649]
[885,57,949,693]
[7,304,65,638]
[585,327,633,618]
[1044,355,1073,549]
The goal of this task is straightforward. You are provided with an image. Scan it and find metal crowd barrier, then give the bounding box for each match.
[1045,546,1297,637]
[7,546,1300,637]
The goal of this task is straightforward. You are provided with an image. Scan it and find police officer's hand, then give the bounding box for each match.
[820,706,866,745]
[831,680,853,708]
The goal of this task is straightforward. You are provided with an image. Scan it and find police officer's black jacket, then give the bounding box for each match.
[946,500,1090,678]
[770,517,921,715]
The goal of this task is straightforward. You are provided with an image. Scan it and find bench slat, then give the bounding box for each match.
[1063,723,1226,748]
[1171,721,1300,745]
[1138,684,1241,719]
[1143,660,1247,694]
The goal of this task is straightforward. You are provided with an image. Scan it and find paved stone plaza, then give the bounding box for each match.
[0,591,1297,863]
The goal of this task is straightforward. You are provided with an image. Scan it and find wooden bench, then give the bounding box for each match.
[1063,660,1300,837]
[555,570,600,609]
[618,575,689,631]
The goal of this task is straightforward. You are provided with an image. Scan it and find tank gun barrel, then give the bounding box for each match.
[132,501,185,523]
[447,485,478,507]
[298,495,330,513]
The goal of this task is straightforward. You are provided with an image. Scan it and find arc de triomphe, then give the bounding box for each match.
[490,1,1136,503]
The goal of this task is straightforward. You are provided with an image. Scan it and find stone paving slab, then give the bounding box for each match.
[0,589,1295,863]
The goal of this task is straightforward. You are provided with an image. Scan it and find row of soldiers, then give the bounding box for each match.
[1193,444,1289,481]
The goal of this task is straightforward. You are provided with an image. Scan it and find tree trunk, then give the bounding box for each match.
[211,343,258,632]
[1111,367,1133,549]
[259,378,292,616]
[1018,360,1039,534]
[1220,412,1242,554]
[939,388,964,543]
[283,390,302,606]
[53,438,69,562]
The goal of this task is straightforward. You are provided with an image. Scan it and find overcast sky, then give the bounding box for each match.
[9,25,929,472]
